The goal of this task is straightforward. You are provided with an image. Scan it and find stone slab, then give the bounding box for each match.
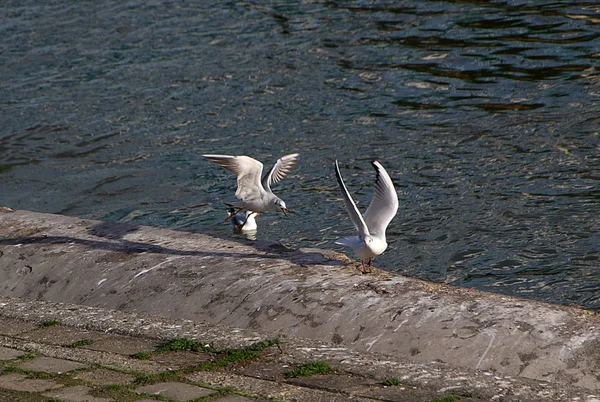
[186,371,374,402]
[82,333,158,355]
[0,210,599,392]
[0,373,61,392]
[0,317,38,336]
[215,396,266,402]
[286,374,380,392]
[136,382,215,400]
[22,325,105,346]
[0,295,595,402]
[150,350,212,368]
[74,368,136,386]
[17,356,88,373]
[43,385,112,402]
[0,346,25,360]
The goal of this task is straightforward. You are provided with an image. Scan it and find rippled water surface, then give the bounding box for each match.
[2,1,600,308]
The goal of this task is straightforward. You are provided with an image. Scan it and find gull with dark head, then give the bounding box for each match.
[334,160,398,274]
[226,207,258,233]
[203,153,299,216]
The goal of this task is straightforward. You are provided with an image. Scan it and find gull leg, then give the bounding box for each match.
[361,259,371,274]
[224,208,245,222]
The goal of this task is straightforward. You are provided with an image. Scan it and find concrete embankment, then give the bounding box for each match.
[0,209,599,395]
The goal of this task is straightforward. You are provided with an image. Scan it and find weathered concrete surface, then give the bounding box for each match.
[0,295,596,401]
[0,209,599,391]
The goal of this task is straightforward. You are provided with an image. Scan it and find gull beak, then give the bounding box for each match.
[281,208,288,217]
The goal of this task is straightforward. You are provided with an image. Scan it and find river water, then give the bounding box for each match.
[2,1,600,309]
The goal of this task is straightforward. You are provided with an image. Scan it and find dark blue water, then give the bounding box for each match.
[2,1,600,308]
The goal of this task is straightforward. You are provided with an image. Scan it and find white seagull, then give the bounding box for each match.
[203,153,299,216]
[334,160,399,273]
[227,207,258,233]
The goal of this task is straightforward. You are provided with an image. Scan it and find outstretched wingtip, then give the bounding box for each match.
[370,160,387,181]
[334,160,343,183]
[371,160,383,169]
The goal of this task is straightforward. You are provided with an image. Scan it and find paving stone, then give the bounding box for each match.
[286,374,379,391]
[0,346,25,360]
[43,385,113,402]
[187,371,366,402]
[214,396,265,401]
[136,382,215,401]
[82,333,159,355]
[150,350,212,369]
[74,368,136,386]
[0,372,62,392]
[23,325,105,346]
[17,356,88,373]
[0,317,37,335]
[356,384,445,402]
[235,361,288,381]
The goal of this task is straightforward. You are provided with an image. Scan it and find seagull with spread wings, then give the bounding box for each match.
[334,160,399,273]
[203,153,299,216]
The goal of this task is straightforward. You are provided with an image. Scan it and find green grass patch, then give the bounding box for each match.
[156,337,209,353]
[431,392,479,402]
[133,338,282,385]
[383,377,401,386]
[25,371,56,380]
[431,396,462,402]
[89,383,140,401]
[285,361,334,378]
[66,339,91,348]
[244,338,282,351]
[130,352,152,360]
[17,352,37,360]
[38,320,60,328]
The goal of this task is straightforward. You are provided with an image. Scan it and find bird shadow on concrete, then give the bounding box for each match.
[0,221,344,267]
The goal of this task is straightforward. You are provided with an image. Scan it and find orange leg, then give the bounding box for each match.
[361,259,372,274]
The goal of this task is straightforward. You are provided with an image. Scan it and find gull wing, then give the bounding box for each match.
[203,154,264,201]
[363,161,399,237]
[334,160,370,238]
[261,153,300,192]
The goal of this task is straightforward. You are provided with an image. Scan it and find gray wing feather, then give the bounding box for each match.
[203,154,264,201]
[262,153,300,191]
